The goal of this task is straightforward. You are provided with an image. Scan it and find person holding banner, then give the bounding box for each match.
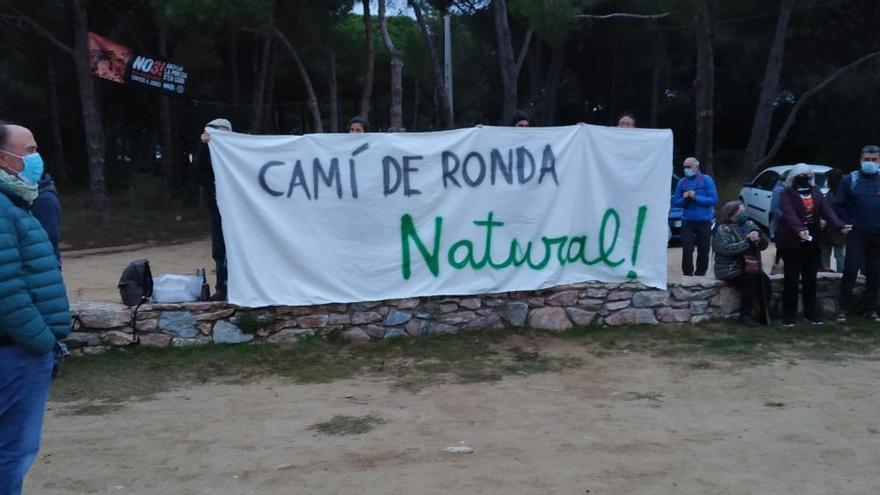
[348,117,369,133]
[672,157,718,276]
[197,118,233,301]
[713,201,771,327]
[616,112,637,128]
[511,110,530,127]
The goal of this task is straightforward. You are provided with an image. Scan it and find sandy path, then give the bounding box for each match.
[28,347,880,494]
[61,238,780,304]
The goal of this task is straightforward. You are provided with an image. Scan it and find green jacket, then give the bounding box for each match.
[712,220,768,281]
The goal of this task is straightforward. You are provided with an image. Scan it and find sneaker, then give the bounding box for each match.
[738,315,760,328]
[867,311,880,323]
[781,319,795,328]
[835,313,847,324]
[805,317,823,326]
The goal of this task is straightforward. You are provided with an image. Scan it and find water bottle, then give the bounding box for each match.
[197,267,210,301]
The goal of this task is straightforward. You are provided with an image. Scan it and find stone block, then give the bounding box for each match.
[527,297,546,307]
[528,307,573,331]
[604,309,658,326]
[195,309,235,321]
[384,328,408,339]
[632,291,669,308]
[565,307,596,326]
[101,330,135,346]
[460,314,501,331]
[352,311,382,325]
[138,333,172,348]
[583,288,608,298]
[64,332,101,349]
[500,302,529,327]
[605,300,631,311]
[395,298,421,309]
[171,337,210,347]
[441,311,476,325]
[690,301,709,315]
[296,314,329,328]
[213,321,254,344]
[459,298,482,310]
[78,302,131,329]
[656,308,692,323]
[267,329,305,344]
[158,312,198,339]
[607,291,634,301]
[384,310,412,326]
[343,327,371,342]
[327,314,352,325]
[546,291,579,307]
[711,287,740,314]
[576,298,604,311]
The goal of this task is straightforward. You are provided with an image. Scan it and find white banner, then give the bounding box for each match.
[208,125,672,307]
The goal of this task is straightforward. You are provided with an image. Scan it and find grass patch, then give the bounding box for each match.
[308,415,386,436]
[59,176,209,250]
[52,318,880,405]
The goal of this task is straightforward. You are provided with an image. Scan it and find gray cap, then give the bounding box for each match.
[206,118,232,131]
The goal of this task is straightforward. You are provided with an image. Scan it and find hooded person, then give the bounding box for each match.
[777,163,850,325]
[196,118,233,300]
[510,110,529,127]
[31,172,61,266]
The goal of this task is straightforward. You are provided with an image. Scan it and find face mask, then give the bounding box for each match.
[1,149,44,185]
[736,213,748,225]
[861,161,879,175]
[684,168,695,177]
[795,176,811,188]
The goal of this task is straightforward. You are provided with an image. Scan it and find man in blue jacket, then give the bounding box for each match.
[0,122,72,494]
[835,145,880,323]
[672,157,718,276]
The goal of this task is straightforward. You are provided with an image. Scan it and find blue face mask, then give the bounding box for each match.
[2,149,44,185]
[684,168,695,177]
[861,161,879,175]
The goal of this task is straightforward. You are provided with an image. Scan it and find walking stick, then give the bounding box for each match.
[754,239,771,325]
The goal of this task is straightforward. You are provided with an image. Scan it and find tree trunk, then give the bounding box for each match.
[527,41,545,123]
[250,28,273,133]
[328,48,338,132]
[493,0,517,124]
[543,45,564,125]
[378,0,404,131]
[694,0,715,173]
[69,0,109,216]
[275,29,323,133]
[263,47,278,133]
[156,16,174,192]
[229,26,239,109]
[45,48,67,183]
[757,49,880,168]
[649,26,668,128]
[358,0,375,120]
[744,0,795,175]
[409,0,453,128]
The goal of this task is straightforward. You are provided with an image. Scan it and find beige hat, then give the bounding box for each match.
[205,118,232,131]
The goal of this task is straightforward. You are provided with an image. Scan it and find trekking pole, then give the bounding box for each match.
[754,240,771,325]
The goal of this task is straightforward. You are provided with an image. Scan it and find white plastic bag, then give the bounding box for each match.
[152,274,202,303]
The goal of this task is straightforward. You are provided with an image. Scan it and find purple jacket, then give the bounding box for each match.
[777,186,844,250]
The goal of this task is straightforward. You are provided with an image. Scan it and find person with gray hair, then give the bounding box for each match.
[671,156,718,276]
[197,118,233,300]
[777,163,851,326]
[713,200,771,326]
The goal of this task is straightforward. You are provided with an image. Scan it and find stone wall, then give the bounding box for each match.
[66,274,848,354]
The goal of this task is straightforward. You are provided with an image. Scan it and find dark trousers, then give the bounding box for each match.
[839,229,880,314]
[780,241,820,320]
[732,271,771,320]
[209,206,227,292]
[681,220,711,276]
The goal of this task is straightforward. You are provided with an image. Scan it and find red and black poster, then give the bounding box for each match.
[88,32,188,95]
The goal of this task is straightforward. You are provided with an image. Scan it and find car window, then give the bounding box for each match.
[814,172,827,189]
[754,171,779,191]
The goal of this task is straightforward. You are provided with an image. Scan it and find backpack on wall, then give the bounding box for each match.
[118,259,153,306]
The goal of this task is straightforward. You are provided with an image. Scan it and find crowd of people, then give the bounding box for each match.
[672,146,880,327]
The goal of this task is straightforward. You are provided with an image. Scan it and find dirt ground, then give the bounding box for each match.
[61,238,780,303]
[28,339,880,495]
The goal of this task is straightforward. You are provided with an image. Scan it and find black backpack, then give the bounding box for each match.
[118,259,153,306]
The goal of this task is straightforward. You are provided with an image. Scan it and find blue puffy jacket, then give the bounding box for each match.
[671,173,718,222]
[0,189,71,354]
